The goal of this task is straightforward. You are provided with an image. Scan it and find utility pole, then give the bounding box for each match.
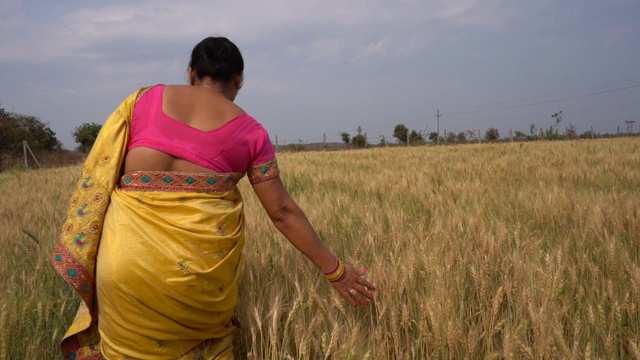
[436,109,441,145]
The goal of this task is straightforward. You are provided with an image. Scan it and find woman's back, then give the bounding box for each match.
[124,85,270,175]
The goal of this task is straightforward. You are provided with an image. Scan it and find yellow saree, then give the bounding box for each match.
[51,88,279,359]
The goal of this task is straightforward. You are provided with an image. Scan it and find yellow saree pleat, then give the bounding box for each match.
[51,87,244,360]
[97,187,243,359]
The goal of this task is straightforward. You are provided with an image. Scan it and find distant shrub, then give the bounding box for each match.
[352,134,366,148]
[484,127,500,142]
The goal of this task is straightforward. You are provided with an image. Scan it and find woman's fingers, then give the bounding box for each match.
[333,263,376,306]
[356,275,376,292]
[346,287,369,306]
[345,288,359,306]
[355,267,377,290]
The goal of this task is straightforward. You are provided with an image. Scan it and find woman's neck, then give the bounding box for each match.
[193,79,231,100]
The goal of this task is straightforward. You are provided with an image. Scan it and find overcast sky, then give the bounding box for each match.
[1,0,639,148]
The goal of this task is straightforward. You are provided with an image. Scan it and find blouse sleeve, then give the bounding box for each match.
[246,126,279,185]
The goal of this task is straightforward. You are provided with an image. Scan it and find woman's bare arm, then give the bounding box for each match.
[252,176,376,306]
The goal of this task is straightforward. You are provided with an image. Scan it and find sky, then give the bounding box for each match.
[1,0,639,149]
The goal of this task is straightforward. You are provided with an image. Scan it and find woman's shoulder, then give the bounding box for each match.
[112,85,162,111]
[134,84,164,102]
[234,113,269,133]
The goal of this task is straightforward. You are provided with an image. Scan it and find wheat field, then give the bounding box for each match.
[1,139,639,359]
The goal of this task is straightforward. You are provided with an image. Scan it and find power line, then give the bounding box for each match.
[449,77,640,111]
[371,82,640,133]
[278,78,640,141]
[445,101,639,123]
[448,83,640,115]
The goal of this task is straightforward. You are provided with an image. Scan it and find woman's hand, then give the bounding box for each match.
[330,263,376,306]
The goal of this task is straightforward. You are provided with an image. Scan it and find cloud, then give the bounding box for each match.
[1,1,376,61]
[95,60,167,76]
[0,0,515,65]
[436,0,479,19]
[244,75,301,96]
[355,39,390,62]
[287,37,349,64]
[432,0,516,27]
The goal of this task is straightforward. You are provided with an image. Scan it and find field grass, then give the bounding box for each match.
[1,139,639,359]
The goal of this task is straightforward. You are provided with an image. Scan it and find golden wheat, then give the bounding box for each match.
[1,139,639,359]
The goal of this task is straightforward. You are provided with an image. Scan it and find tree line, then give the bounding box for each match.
[0,104,102,157]
[0,103,633,159]
[335,111,632,148]
[0,106,62,155]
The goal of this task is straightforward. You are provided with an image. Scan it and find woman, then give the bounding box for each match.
[51,37,376,359]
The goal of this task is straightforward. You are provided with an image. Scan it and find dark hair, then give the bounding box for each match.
[189,37,244,83]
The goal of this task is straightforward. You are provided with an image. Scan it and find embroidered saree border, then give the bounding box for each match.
[120,157,280,192]
[247,158,279,185]
[52,242,95,306]
[120,171,245,192]
[51,87,146,360]
[61,336,102,360]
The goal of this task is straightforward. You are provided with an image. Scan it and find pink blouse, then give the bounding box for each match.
[128,85,278,184]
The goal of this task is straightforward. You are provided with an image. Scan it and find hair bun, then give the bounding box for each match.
[189,37,244,83]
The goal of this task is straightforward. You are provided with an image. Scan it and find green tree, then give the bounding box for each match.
[410,130,424,144]
[339,131,350,145]
[514,130,528,141]
[446,131,457,144]
[73,122,103,152]
[0,112,61,155]
[579,130,594,139]
[352,126,367,147]
[393,124,409,144]
[457,132,467,143]
[352,134,366,148]
[379,135,386,147]
[484,127,500,142]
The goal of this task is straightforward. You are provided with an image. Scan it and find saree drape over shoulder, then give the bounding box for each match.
[51,87,279,359]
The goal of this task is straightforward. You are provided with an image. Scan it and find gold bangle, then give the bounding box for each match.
[324,258,345,282]
[324,261,342,281]
[329,267,344,282]
[322,257,340,274]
